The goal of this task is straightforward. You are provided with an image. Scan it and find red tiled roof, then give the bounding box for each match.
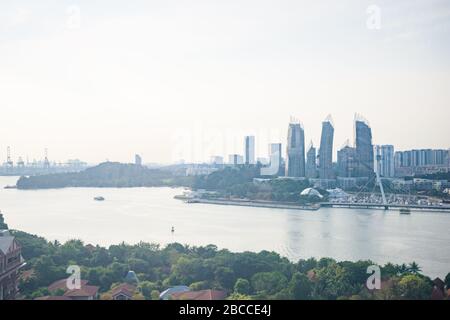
[171,290,227,301]
[35,296,72,301]
[111,283,136,298]
[48,279,89,292]
[64,285,99,298]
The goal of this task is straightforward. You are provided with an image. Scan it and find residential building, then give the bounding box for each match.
[286,122,306,177]
[34,296,72,300]
[171,289,227,301]
[318,116,334,179]
[306,143,317,179]
[44,278,99,300]
[394,149,450,176]
[0,217,25,300]
[111,283,137,300]
[159,286,190,300]
[48,278,88,293]
[337,145,357,177]
[244,136,255,165]
[354,116,374,177]
[268,143,283,176]
[63,285,99,300]
[375,145,395,178]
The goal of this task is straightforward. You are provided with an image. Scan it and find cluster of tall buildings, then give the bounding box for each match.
[283,114,376,181]
[218,113,450,182]
[394,149,450,176]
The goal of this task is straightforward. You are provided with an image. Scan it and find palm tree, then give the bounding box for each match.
[407,262,422,274]
[397,263,408,275]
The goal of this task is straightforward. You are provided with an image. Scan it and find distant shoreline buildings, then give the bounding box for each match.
[201,113,450,190]
[3,115,449,185]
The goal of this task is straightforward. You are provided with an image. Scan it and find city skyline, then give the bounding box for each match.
[2,112,450,166]
[1,1,450,163]
[1,0,450,305]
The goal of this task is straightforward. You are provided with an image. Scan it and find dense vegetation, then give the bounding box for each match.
[16,162,194,189]
[193,166,323,203]
[193,165,261,191]
[12,230,448,300]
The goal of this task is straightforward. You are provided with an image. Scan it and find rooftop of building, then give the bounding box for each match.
[63,285,99,298]
[171,289,227,301]
[159,285,190,300]
[34,296,72,301]
[0,232,14,255]
[111,283,137,298]
[48,279,89,293]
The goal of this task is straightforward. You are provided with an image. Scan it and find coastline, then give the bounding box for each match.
[175,195,450,212]
[174,196,320,211]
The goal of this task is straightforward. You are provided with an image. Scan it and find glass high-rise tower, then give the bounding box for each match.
[244,136,255,165]
[354,116,374,177]
[306,142,317,179]
[285,122,305,177]
[318,116,334,179]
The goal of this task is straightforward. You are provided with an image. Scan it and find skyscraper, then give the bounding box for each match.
[337,144,357,177]
[318,116,334,179]
[244,136,255,165]
[354,115,374,177]
[375,145,395,178]
[306,142,317,179]
[285,122,305,177]
[269,143,282,176]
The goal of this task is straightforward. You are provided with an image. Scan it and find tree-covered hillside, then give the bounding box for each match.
[16,162,193,189]
[12,230,448,300]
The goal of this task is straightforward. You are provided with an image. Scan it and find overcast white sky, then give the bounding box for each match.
[1,0,449,164]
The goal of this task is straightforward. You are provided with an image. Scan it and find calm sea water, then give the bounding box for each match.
[0,176,449,278]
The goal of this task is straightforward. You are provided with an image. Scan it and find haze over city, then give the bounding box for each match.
[1,0,450,163]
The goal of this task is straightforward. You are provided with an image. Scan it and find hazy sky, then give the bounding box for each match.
[1,0,450,164]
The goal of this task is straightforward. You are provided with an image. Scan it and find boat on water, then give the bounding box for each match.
[94,196,105,201]
[400,208,411,214]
